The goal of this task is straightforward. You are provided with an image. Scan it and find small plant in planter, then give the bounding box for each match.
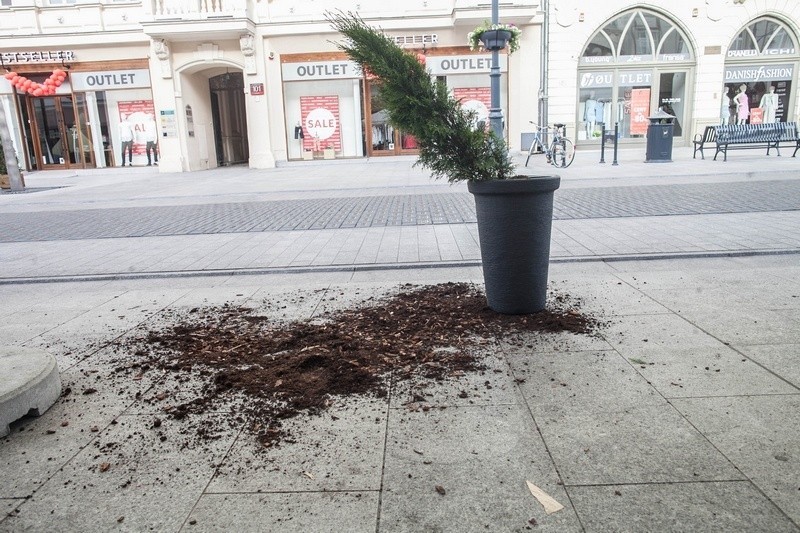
[468,21,522,54]
[328,12,560,314]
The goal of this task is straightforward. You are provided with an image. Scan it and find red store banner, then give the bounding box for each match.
[629,89,650,136]
[119,100,156,155]
[300,95,341,151]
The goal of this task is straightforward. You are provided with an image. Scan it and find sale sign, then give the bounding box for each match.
[749,107,763,124]
[454,87,491,127]
[119,100,156,155]
[629,88,651,136]
[300,95,341,151]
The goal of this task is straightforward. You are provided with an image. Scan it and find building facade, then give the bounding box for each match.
[1,0,798,174]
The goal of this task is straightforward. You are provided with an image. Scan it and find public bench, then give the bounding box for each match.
[692,126,716,160]
[713,122,799,161]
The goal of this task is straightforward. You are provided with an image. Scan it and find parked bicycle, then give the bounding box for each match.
[524,122,575,168]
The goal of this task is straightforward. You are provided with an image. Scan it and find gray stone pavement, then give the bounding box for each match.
[0,257,798,532]
[0,145,799,531]
[1,146,799,282]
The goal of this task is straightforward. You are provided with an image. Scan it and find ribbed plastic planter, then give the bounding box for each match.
[468,175,561,314]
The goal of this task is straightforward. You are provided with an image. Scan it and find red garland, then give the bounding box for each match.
[4,69,68,96]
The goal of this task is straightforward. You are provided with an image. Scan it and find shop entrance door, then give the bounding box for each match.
[656,71,689,139]
[209,72,249,166]
[365,82,419,156]
[29,95,94,169]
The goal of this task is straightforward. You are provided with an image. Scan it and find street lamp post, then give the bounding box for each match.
[488,0,503,140]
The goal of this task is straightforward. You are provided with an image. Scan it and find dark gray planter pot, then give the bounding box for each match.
[468,175,561,314]
[479,29,512,51]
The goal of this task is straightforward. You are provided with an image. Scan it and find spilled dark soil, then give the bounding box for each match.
[113,282,601,448]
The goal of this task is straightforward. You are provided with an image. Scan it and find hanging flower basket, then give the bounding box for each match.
[468,22,522,54]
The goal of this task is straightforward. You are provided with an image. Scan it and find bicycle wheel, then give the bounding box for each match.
[525,138,543,167]
[550,138,576,168]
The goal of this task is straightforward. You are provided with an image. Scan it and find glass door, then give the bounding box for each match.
[29,95,94,169]
[656,71,688,139]
[365,83,419,156]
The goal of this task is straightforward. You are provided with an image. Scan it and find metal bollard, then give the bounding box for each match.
[599,123,606,164]
[612,122,619,166]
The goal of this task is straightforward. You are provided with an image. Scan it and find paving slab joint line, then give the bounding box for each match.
[1,248,799,285]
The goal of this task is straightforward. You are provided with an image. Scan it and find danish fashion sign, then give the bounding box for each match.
[300,96,341,151]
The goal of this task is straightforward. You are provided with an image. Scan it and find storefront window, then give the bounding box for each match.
[578,9,693,143]
[725,18,797,124]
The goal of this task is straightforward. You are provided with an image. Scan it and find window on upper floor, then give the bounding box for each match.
[47,0,78,5]
[1,0,13,7]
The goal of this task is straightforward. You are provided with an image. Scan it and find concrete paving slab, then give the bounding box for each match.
[536,402,744,486]
[381,404,581,532]
[734,344,800,388]
[506,350,664,416]
[0,413,240,533]
[185,492,379,533]
[0,361,155,498]
[208,398,388,493]
[548,276,672,317]
[671,395,800,524]
[622,345,797,398]
[0,499,25,522]
[568,481,797,533]
[675,307,800,345]
[600,313,729,357]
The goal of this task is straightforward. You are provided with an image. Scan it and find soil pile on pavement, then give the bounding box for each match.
[116,282,601,447]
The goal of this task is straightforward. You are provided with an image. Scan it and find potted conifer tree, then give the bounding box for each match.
[329,12,560,314]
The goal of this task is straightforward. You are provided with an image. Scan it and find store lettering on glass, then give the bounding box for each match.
[727,48,795,58]
[618,71,652,86]
[295,63,350,78]
[579,72,613,88]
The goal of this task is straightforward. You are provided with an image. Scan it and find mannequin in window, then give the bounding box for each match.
[720,86,731,125]
[733,83,749,125]
[759,85,779,123]
[584,91,598,137]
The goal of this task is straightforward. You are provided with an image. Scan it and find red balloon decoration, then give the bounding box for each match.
[7,68,69,96]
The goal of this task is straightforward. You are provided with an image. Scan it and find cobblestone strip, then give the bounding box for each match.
[2,180,800,243]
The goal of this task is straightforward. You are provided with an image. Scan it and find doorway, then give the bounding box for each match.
[209,72,249,166]
[28,94,94,169]
[365,82,419,156]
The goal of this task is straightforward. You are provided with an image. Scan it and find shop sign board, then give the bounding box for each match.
[724,63,793,82]
[1,50,75,64]
[282,61,362,81]
[426,55,507,75]
[617,70,652,86]
[70,69,151,91]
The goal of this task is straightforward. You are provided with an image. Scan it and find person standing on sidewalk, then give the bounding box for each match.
[118,116,134,166]
[144,113,159,166]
